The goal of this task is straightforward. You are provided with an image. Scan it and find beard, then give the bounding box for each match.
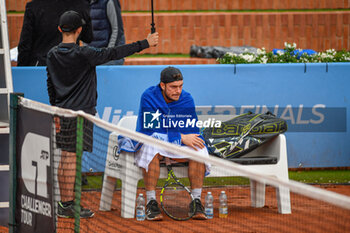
[164,90,180,102]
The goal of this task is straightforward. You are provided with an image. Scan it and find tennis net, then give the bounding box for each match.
[11,96,350,233]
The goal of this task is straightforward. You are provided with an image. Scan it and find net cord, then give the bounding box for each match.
[19,97,350,210]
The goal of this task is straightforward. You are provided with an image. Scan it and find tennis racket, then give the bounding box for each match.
[160,158,195,221]
[222,115,264,158]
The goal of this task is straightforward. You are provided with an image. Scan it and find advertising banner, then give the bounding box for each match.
[15,106,54,232]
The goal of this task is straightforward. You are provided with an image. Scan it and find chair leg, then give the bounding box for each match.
[250,179,266,208]
[99,175,117,211]
[121,176,139,218]
[276,185,291,214]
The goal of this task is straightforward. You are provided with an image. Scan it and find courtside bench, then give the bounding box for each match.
[99,116,291,218]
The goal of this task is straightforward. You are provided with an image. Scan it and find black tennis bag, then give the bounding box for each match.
[201,112,287,160]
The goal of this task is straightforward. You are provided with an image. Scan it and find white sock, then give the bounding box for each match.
[146,190,156,204]
[192,188,202,200]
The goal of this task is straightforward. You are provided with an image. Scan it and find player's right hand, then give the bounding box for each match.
[147,32,159,47]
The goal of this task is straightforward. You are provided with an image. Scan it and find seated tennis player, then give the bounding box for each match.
[135,66,209,221]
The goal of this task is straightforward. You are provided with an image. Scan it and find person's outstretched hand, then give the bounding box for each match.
[147,32,159,47]
[181,134,205,151]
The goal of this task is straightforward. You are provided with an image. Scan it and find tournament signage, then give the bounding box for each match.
[15,106,54,232]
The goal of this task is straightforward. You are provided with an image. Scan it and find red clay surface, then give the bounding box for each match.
[1,185,349,233]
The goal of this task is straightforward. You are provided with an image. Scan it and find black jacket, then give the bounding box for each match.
[46,40,149,113]
[17,0,93,66]
[89,0,125,48]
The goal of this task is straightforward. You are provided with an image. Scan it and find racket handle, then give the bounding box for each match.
[151,26,156,34]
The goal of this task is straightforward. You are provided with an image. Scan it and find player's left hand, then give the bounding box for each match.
[181,134,205,150]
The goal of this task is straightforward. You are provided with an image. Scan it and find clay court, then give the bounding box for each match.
[1,184,349,232]
[57,184,350,233]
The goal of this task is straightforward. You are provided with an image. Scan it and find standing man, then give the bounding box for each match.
[47,10,159,218]
[135,66,209,221]
[17,0,93,66]
[89,0,126,65]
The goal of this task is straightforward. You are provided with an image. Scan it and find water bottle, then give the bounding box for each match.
[136,193,145,221]
[205,192,214,219]
[219,191,228,218]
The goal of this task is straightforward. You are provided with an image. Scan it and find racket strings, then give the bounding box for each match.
[162,183,193,220]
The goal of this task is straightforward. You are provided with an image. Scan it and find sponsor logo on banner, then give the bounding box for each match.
[97,104,345,132]
[21,133,50,198]
[195,104,346,132]
[20,133,52,228]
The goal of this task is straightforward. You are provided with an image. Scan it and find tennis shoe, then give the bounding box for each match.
[57,200,94,218]
[190,199,208,220]
[146,200,163,221]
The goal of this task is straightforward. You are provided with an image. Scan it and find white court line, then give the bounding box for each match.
[0,165,9,171]
[0,202,9,208]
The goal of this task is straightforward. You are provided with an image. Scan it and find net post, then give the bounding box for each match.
[73,116,84,233]
[9,93,23,233]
